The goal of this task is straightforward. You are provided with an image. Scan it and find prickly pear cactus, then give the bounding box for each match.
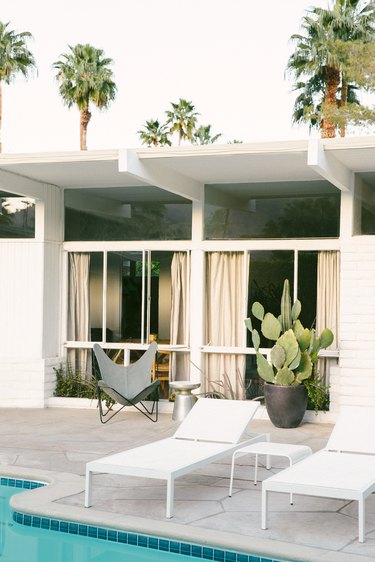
[245,278,334,388]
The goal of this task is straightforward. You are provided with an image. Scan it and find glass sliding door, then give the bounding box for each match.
[66,250,189,396]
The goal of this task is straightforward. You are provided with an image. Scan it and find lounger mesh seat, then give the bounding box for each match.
[85,397,268,517]
[262,405,375,543]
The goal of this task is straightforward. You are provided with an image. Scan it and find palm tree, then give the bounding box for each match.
[137,119,171,147]
[287,0,375,138]
[53,44,117,150]
[0,21,36,153]
[193,124,222,145]
[165,98,199,145]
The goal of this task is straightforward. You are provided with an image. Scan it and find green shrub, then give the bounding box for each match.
[53,363,97,399]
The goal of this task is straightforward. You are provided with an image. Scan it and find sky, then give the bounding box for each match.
[1,0,366,153]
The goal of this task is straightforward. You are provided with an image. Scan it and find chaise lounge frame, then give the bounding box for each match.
[261,405,375,543]
[85,398,267,518]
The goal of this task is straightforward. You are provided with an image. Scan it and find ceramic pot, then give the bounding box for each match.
[264,382,308,428]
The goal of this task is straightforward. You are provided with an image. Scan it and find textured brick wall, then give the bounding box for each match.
[330,237,375,415]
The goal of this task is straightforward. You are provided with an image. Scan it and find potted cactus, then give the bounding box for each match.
[245,279,334,428]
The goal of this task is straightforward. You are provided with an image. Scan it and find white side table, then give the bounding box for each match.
[169,381,201,421]
[229,441,312,502]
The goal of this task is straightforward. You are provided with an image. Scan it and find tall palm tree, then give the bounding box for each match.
[287,0,375,138]
[193,124,222,145]
[53,44,117,150]
[165,98,199,145]
[0,21,36,153]
[137,119,171,147]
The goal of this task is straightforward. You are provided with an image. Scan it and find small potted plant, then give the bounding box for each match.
[245,279,334,428]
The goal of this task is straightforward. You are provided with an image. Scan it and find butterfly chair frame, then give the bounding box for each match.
[93,342,160,424]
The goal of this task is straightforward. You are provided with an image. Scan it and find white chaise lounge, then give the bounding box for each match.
[85,398,267,518]
[262,405,375,543]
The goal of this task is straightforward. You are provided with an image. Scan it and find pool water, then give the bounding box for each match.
[3,482,283,562]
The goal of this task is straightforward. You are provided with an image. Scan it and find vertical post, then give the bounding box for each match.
[85,468,92,507]
[358,498,365,543]
[261,487,268,530]
[190,190,204,386]
[166,476,175,518]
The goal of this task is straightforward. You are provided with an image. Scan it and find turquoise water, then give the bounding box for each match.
[3,482,281,562]
[2,485,194,561]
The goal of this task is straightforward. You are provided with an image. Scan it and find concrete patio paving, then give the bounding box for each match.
[0,405,374,562]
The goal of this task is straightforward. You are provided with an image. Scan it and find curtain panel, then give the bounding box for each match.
[205,252,247,399]
[170,252,190,381]
[67,253,91,377]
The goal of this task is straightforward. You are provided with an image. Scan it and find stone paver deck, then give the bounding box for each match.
[1,406,374,562]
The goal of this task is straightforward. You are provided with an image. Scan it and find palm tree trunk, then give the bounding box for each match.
[321,66,340,139]
[339,78,348,138]
[0,81,3,154]
[80,108,91,150]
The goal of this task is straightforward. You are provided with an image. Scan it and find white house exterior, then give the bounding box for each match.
[0,137,375,421]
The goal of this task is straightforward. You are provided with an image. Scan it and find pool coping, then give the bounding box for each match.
[4,465,373,562]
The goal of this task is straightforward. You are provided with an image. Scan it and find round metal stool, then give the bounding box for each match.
[169,381,201,421]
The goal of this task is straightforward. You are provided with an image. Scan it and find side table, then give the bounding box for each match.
[169,381,201,421]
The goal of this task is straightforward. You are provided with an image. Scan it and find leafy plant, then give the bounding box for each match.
[245,279,333,413]
[54,362,115,408]
[54,363,97,398]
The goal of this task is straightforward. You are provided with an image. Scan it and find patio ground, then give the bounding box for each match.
[0,406,374,562]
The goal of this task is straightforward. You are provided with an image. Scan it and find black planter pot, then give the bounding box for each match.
[264,383,308,428]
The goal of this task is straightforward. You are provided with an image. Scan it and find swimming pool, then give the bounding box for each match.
[4,478,286,562]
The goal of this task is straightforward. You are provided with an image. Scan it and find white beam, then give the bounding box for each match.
[65,191,131,218]
[119,149,203,201]
[0,168,47,199]
[307,138,353,192]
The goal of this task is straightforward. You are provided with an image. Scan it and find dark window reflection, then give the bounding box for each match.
[65,202,191,241]
[298,251,318,329]
[205,194,340,239]
[247,251,294,348]
[0,192,35,238]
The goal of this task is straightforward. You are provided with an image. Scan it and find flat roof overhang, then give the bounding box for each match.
[0,137,375,200]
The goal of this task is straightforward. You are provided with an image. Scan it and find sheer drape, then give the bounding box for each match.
[170,252,189,381]
[316,250,340,383]
[206,252,247,399]
[67,253,91,377]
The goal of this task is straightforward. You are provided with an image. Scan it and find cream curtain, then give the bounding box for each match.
[67,253,91,377]
[316,250,340,382]
[170,252,189,381]
[206,252,247,399]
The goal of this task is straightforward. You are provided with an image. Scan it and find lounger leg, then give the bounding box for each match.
[261,487,268,530]
[166,477,174,518]
[85,469,92,507]
[229,451,238,497]
[265,433,271,470]
[288,458,293,505]
[359,498,365,543]
[254,453,258,485]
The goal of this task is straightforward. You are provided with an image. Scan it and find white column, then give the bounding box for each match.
[189,193,205,385]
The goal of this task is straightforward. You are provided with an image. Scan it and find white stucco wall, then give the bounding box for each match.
[0,172,63,407]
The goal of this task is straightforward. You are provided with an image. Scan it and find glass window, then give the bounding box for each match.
[297,251,318,329]
[358,180,375,234]
[205,183,340,239]
[0,192,35,238]
[64,187,192,241]
[248,251,294,348]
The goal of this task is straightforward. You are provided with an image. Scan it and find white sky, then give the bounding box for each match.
[1,0,366,153]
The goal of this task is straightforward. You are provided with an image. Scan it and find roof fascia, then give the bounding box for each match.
[119,149,203,201]
[307,138,353,192]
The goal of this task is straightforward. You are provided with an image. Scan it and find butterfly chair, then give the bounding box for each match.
[93,342,159,424]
